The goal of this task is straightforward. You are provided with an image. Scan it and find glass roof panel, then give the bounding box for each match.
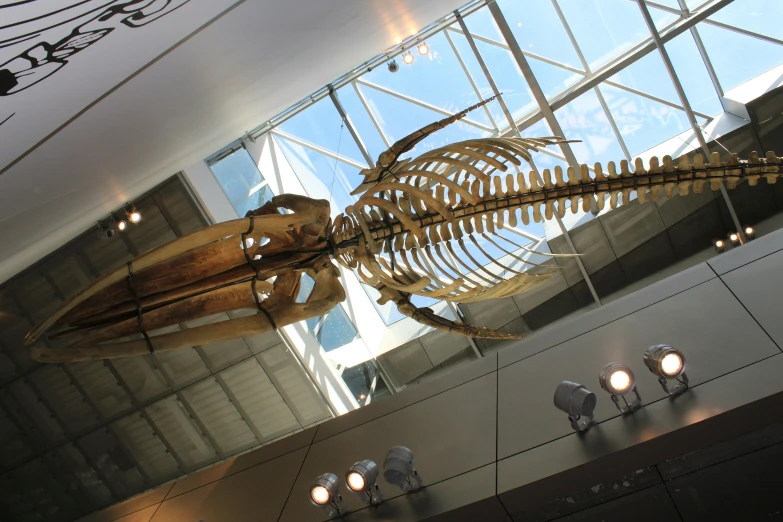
[607,47,682,105]
[600,83,691,156]
[707,0,783,41]
[460,5,503,41]
[361,31,492,127]
[209,147,273,217]
[554,88,627,165]
[664,31,723,117]
[277,97,368,166]
[696,21,783,92]
[334,85,390,161]
[558,0,671,70]
[273,135,362,216]
[356,82,490,157]
[496,0,584,70]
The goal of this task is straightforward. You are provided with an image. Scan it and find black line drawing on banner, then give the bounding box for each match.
[0,113,15,127]
[0,0,192,96]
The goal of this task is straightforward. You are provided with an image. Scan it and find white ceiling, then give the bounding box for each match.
[0,0,467,284]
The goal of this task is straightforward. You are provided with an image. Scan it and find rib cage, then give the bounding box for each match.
[331,139,783,304]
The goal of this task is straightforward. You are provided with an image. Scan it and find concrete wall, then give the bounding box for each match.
[78,226,783,522]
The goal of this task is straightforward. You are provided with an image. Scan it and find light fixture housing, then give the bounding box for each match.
[116,219,127,232]
[644,345,689,396]
[745,226,756,240]
[714,239,725,253]
[729,232,740,246]
[345,459,383,506]
[402,51,414,64]
[95,223,115,240]
[417,41,429,55]
[387,59,399,73]
[599,363,642,413]
[554,381,596,432]
[310,473,344,516]
[383,446,422,491]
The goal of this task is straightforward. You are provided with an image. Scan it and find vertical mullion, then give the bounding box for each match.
[637,0,746,244]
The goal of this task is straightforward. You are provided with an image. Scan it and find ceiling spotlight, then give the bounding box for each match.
[644,344,689,396]
[127,205,142,224]
[729,232,740,246]
[554,381,596,432]
[383,446,422,492]
[745,226,756,240]
[402,52,414,65]
[714,239,725,253]
[95,223,115,240]
[417,41,429,55]
[310,473,344,516]
[346,460,383,506]
[599,363,641,414]
[116,218,127,232]
[387,59,399,73]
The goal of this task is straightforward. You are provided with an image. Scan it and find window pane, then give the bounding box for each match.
[697,21,783,92]
[209,148,272,217]
[607,48,681,105]
[335,85,390,161]
[496,0,584,70]
[600,83,691,156]
[317,306,359,352]
[708,0,783,41]
[664,31,723,117]
[277,97,368,166]
[274,135,361,216]
[558,0,674,70]
[360,31,492,128]
[554,88,627,165]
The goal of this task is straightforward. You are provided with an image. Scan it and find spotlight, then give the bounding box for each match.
[383,446,422,492]
[644,344,689,396]
[346,460,383,506]
[310,473,344,516]
[417,41,429,55]
[127,205,142,224]
[116,219,127,232]
[745,226,755,240]
[95,223,115,240]
[729,232,740,246]
[714,239,725,253]
[402,52,414,65]
[554,381,596,432]
[599,363,641,414]
[387,59,399,73]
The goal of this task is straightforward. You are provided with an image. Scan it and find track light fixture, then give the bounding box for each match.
[417,41,429,55]
[387,59,399,73]
[95,222,115,240]
[346,460,383,506]
[729,232,740,246]
[599,363,641,414]
[310,473,344,516]
[644,345,689,396]
[714,239,725,253]
[744,226,755,240]
[116,218,127,231]
[554,381,596,432]
[402,51,414,65]
[383,446,422,492]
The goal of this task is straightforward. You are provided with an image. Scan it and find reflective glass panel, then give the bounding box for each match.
[664,31,723,117]
[209,147,273,217]
[707,0,783,41]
